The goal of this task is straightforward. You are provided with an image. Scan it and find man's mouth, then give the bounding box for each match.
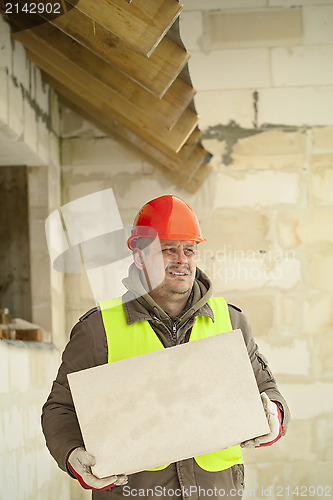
[168,269,189,277]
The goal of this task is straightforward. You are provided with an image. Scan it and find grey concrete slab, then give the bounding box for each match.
[68,329,269,478]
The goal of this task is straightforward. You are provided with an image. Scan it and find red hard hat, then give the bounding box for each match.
[127,195,205,250]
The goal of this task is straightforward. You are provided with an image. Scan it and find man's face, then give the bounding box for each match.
[137,239,198,298]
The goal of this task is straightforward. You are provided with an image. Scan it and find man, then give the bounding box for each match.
[42,195,290,499]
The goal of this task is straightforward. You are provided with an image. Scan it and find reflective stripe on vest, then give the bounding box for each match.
[98,296,244,472]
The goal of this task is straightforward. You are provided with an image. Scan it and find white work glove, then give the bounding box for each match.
[241,392,282,448]
[67,446,128,490]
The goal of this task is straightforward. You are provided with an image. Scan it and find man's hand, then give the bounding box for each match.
[67,447,128,490]
[241,392,283,448]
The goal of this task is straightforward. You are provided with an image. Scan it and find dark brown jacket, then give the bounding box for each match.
[41,268,290,499]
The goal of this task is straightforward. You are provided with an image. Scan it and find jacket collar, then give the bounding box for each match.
[121,265,214,327]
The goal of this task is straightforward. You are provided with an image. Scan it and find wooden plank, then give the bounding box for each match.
[65,0,182,56]
[13,0,189,97]
[27,48,198,145]
[42,73,199,155]
[59,96,211,193]
[13,27,195,130]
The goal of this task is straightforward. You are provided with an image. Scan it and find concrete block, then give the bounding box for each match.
[30,253,53,304]
[0,13,11,34]
[235,129,306,157]
[61,136,142,167]
[36,118,50,164]
[196,89,255,129]
[231,129,307,170]
[312,127,333,153]
[0,33,12,72]
[49,88,61,138]
[179,12,203,52]
[211,210,270,252]
[188,48,270,91]
[0,343,10,393]
[255,338,310,376]
[8,78,24,137]
[68,330,269,477]
[209,253,300,293]
[23,98,38,153]
[210,258,268,292]
[28,166,49,209]
[272,46,333,87]
[281,296,296,326]
[115,177,167,212]
[200,210,270,252]
[316,417,333,461]
[0,68,8,124]
[311,167,333,205]
[311,253,333,292]
[297,209,333,245]
[34,66,49,114]
[8,347,30,393]
[312,153,333,171]
[201,137,227,158]
[318,335,333,375]
[60,105,103,139]
[48,133,60,167]
[0,140,48,166]
[277,211,302,248]
[303,6,333,45]
[279,382,333,419]
[203,8,302,49]
[225,295,275,337]
[214,171,301,208]
[303,295,333,335]
[267,257,301,290]
[182,0,266,10]
[2,405,25,450]
[12,38,29,88]
[258,87,333,127]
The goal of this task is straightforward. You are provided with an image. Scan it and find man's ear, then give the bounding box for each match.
[133,248,144,270]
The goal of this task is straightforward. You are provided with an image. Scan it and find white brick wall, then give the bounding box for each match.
[303,6,333,45]
[189,48,271,91]
[272,46,333,87]
[0,17,68,500]
[214,171,301,208]
[258,87,333,127]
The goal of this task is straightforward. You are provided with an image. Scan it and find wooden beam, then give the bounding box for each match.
[13,27,195,130]
[59,96,212,193]
[26,48,198,147]
[42,72,199,155]
[65,0,182,56]
[13,0,189,97]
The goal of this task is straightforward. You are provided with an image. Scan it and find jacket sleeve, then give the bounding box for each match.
[41,310,108,473]
[228,305,291,435]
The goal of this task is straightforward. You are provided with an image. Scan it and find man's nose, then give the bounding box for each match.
[174,249,187,264]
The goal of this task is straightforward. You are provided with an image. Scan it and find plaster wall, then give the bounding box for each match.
[60,1,333,498]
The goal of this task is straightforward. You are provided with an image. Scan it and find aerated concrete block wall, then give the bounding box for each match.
[0,17,70,500]
[61,1,333,498]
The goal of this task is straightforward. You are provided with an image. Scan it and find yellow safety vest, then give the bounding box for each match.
[98,296,244,472]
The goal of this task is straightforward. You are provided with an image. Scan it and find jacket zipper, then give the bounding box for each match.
[153,316,177,346]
